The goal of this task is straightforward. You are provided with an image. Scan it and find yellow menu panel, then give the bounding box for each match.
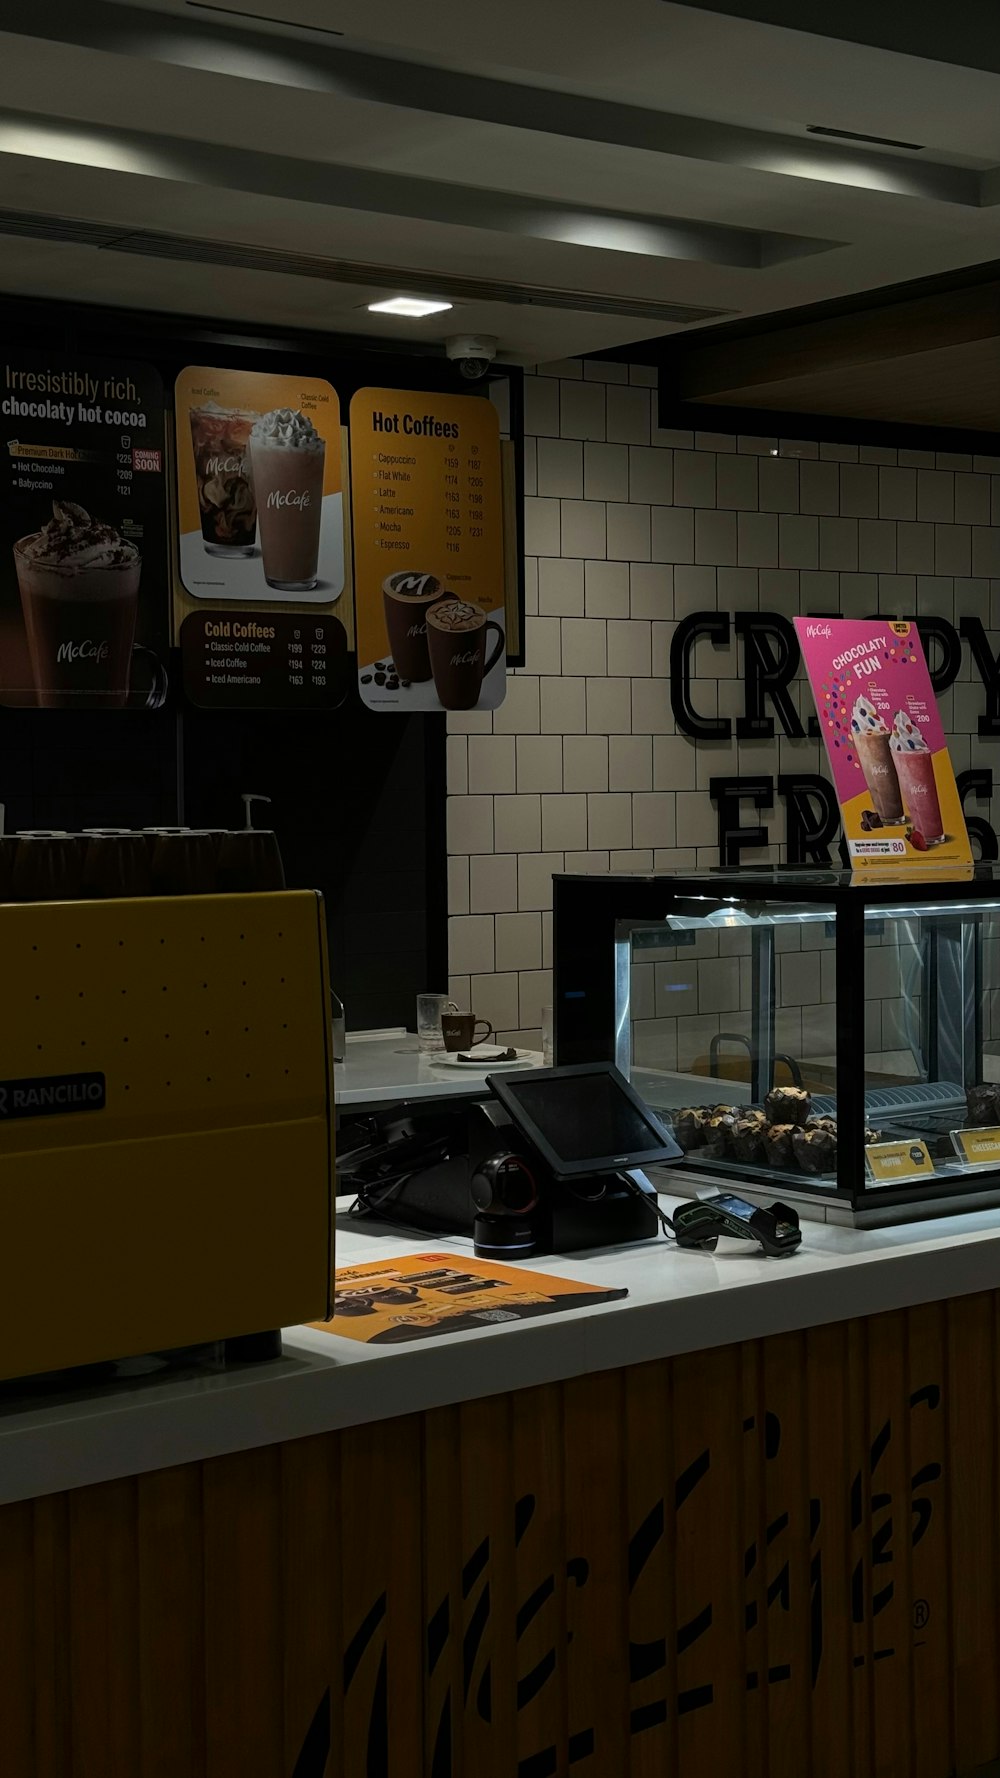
[350,388,506,714]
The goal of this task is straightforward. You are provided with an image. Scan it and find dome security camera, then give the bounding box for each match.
[445,335,498,381]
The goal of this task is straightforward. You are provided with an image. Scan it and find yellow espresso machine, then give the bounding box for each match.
[0,889,335,1380]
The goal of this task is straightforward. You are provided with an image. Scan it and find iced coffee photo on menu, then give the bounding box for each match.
[795,616,971,870]
[175,369,344,605]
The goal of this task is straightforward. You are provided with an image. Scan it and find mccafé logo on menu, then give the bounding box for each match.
[56,639,110,666]
[265,488,311,510]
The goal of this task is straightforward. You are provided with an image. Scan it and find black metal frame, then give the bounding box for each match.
[553,865,1000,1215]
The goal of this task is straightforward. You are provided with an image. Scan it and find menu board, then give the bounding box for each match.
[180,609,347,710]
[312,1253,626,1345]
[796,616,972,869]
[350,388,506,713]
[175,367,348,709]
[0,352,169,710]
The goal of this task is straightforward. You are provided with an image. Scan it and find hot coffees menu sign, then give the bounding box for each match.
[350,388,506,713]
[174,367,348,710]
[796,616,972,868]
[0,352,169,710]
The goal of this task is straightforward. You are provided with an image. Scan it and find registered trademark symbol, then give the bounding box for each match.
[913,1599,930,1630]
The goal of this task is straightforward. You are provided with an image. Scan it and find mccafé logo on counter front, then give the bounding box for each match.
[0,1071,106,1120]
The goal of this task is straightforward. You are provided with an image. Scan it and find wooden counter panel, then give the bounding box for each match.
[1,1293,997,1777]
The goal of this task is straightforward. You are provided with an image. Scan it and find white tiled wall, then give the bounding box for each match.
[447,360,1000,1047]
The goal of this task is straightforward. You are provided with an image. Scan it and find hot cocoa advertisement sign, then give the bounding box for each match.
[795,616,972,869]
[0,353,169,711]
[350,387,506,713]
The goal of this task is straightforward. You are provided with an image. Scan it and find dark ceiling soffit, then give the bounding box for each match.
[0,206,731,322]
[589,256,1000,367]
[654,396,1000,454]
[0,0,987,208]
[670,280,1000,401]
[0,107,833,271]
[669,0,1000,78]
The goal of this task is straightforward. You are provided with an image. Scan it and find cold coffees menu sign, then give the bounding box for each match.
[796,617,972,868]
[350,388,506,713]
[174,367,347,709]
[0,353,169,710]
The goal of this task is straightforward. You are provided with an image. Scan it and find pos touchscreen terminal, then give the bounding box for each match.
[470,1063,682,1258]
[346,1065,682,1259]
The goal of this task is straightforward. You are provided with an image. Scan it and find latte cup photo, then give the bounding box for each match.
[426,599,504,711]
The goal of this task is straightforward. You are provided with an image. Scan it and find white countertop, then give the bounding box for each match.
[4,1190,1000,1506]
[335,1029,504,1106]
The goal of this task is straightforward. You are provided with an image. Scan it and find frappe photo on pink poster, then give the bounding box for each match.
[850,694,903,823]
[891,710,946,846]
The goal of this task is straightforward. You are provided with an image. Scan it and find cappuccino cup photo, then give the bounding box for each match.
[360,574,506,713]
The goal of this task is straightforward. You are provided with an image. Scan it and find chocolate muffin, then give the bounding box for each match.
[967,1084,1000,1128]
[765,1123,796,1167]
[700,1112,737,1161]
[864,1127,883,1147]
[792,1123,837,1175]
[673,1108,706,1153]
[764,1086,812,1128]
[731,1111,768,1164]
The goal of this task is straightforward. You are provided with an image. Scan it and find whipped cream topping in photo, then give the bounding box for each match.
[851,693,888,735]
[17,502,138,572]
[250,408,323,451]
[891,710,929,752]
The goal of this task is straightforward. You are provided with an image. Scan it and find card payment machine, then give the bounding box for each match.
[671,1193,802,1257]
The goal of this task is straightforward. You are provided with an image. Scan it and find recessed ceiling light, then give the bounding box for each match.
[807,124,924,151]
[367,296,454,318]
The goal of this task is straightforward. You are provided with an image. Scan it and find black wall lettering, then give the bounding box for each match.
[778,773,841,865]
[711,776,774,865]
[958,768,999,860]
[914,616,962,694]
[670,614,731,738]
[960,617,1000,735]
[735,612,806,740]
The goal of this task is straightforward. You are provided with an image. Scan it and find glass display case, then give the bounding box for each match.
[553,866,1000,1225]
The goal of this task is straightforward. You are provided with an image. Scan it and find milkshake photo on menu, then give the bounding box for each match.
[175,369,343,605]
[0,352,169,710]
[796,616,971,870]
[350,386,508,713]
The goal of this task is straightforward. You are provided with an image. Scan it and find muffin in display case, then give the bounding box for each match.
[554,866,1000,1225]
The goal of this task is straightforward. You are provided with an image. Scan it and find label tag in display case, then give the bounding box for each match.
[865,1138,935,1185]
[951,1127,1000,1167]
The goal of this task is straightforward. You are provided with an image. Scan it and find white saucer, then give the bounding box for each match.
[428,1047,544,1070]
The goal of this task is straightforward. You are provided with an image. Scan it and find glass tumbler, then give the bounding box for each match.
[417,993,457,1054]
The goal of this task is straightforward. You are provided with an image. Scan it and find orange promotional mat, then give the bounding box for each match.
[312,1253,626,1345]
